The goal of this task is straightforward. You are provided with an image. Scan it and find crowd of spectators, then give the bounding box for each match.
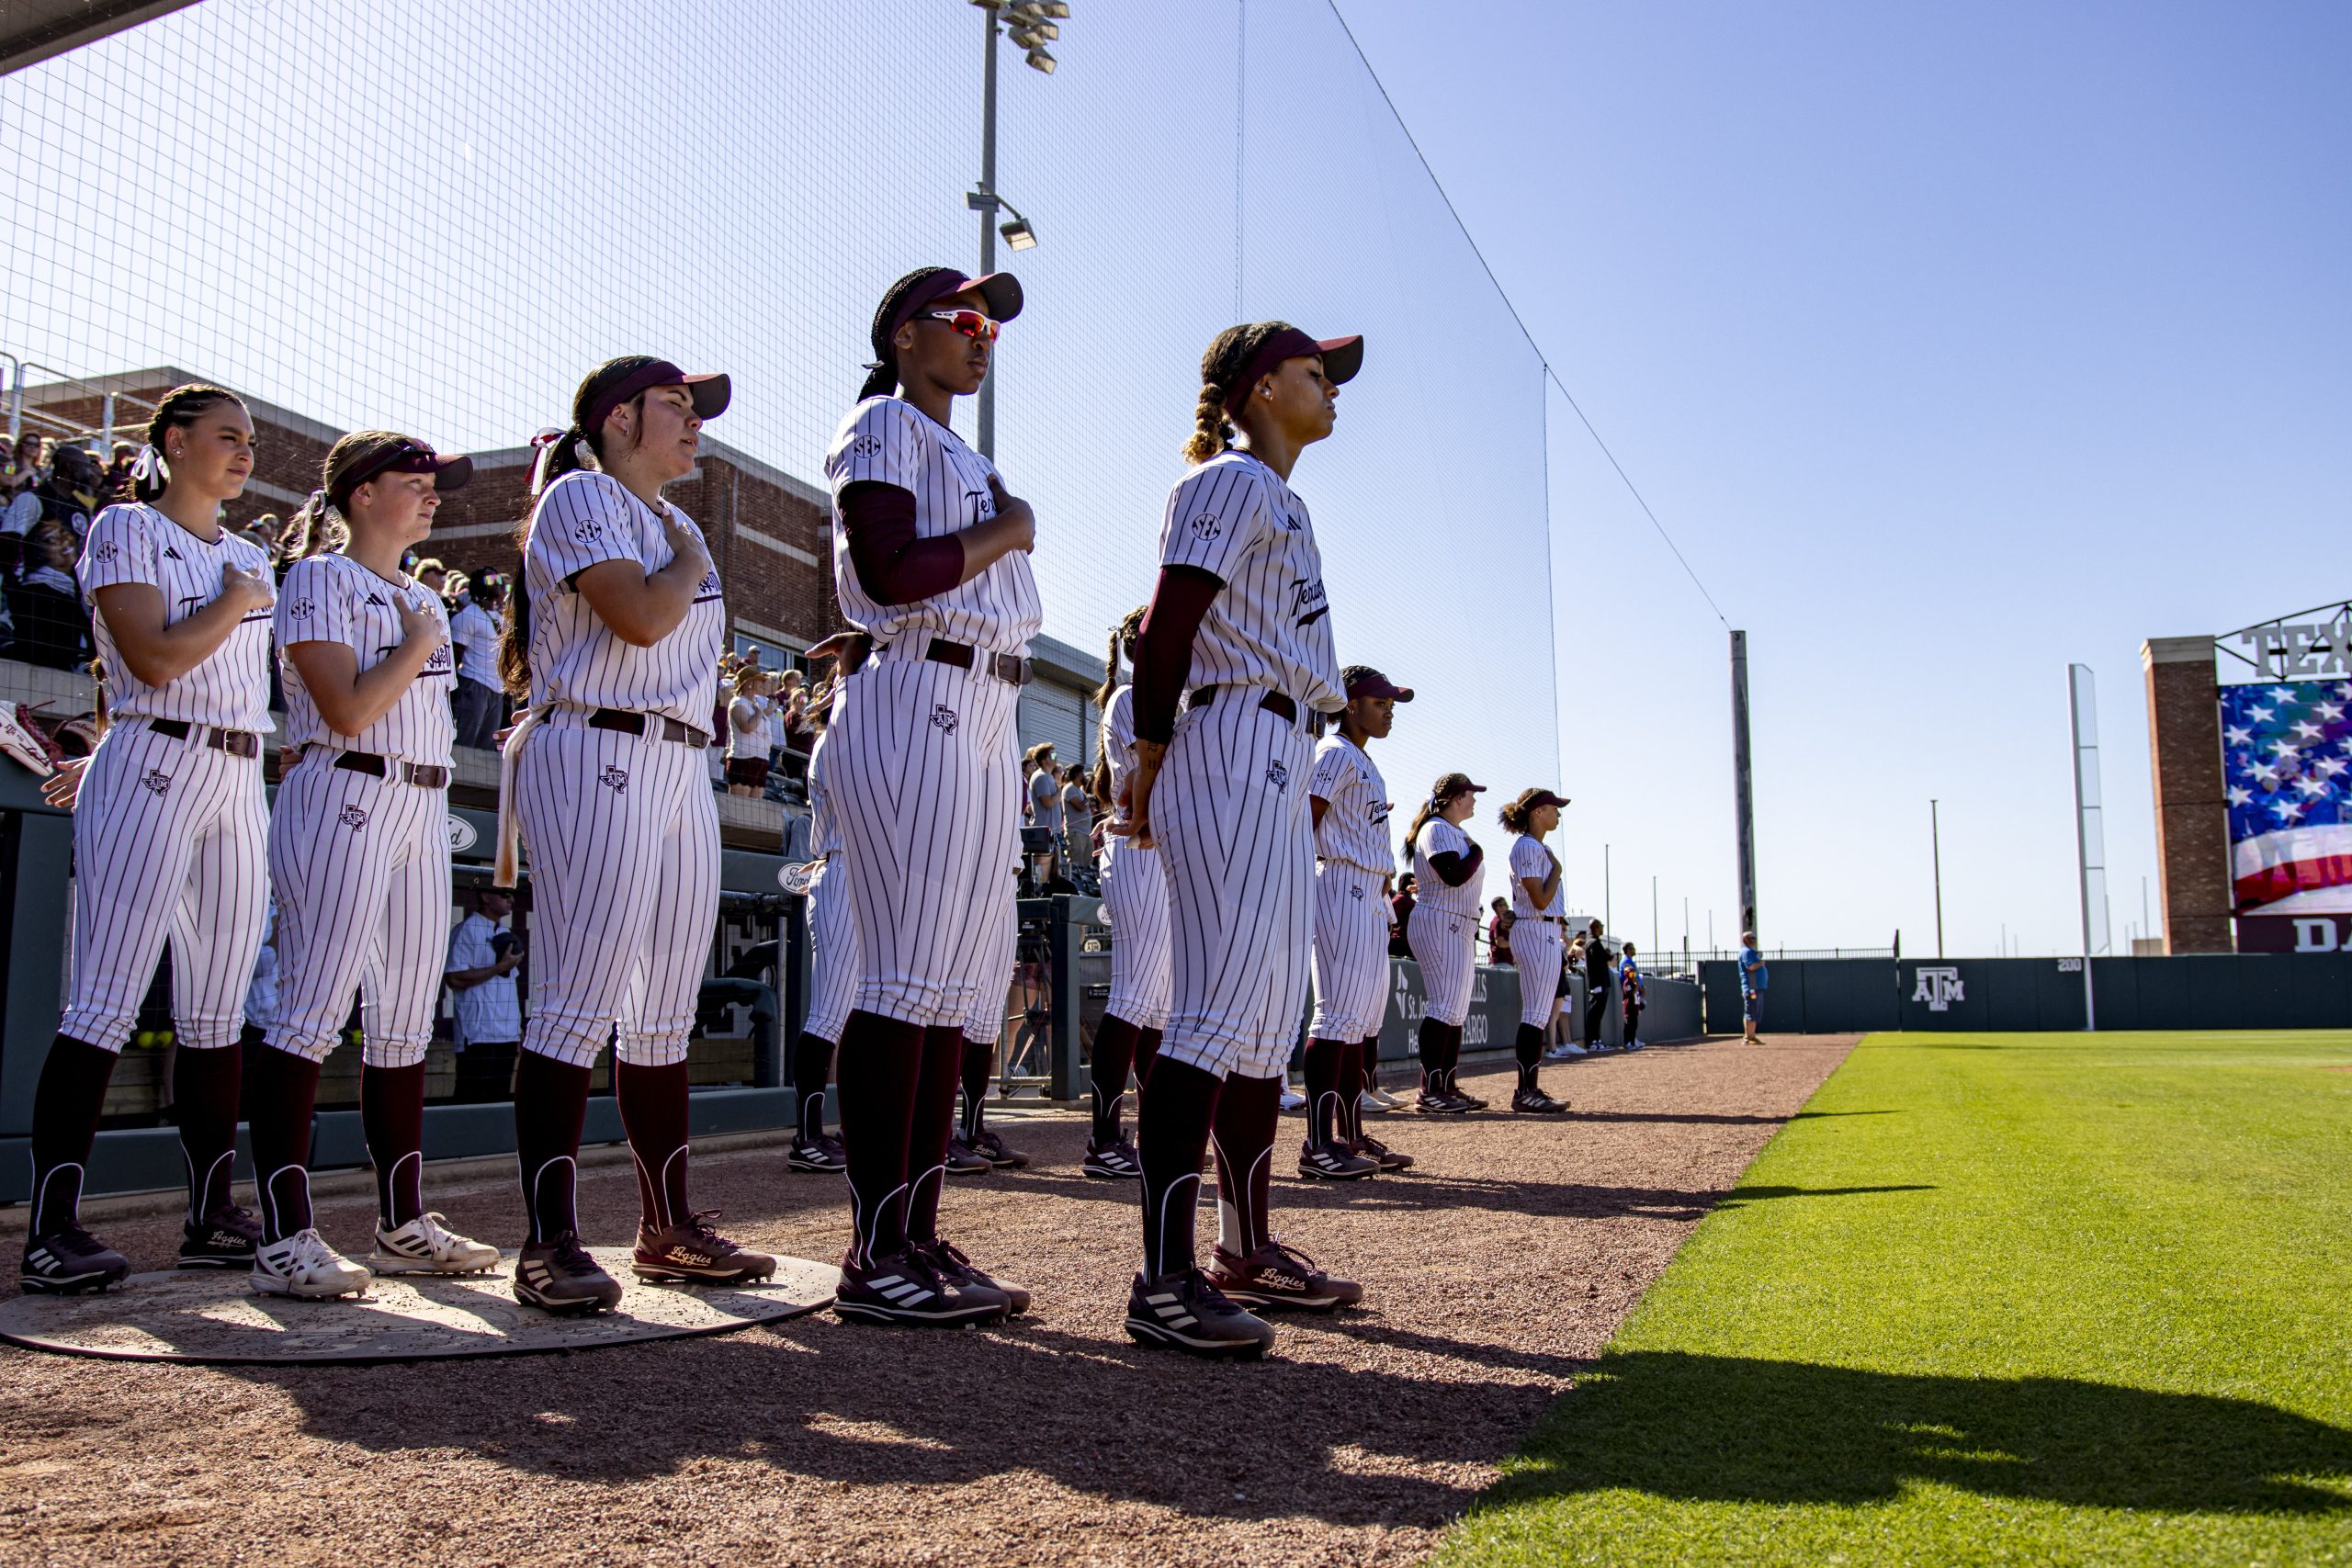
[1,435,102,669]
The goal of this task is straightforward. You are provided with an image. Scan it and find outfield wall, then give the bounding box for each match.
[1698,955,2352,1034]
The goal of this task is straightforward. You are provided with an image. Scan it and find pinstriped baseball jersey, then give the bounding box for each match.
[1102,684,1141,818]
[823,397,1041,655]
[275,553,455,765]
[1157,451,1342,715]
[806,728,842,857]
[1508,834,1564,918]
[77,502,274,729]
[522,469,724,729]
[1411,818,1484,917]
[1308,735,1393,874]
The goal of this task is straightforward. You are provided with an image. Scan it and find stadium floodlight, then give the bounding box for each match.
[1010,26,1044,47]
[1025,47,1057,73]
[1039,2,1070,16]
[999,206,1037,250]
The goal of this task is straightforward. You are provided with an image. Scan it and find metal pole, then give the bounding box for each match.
[2067,664,2107,1031]
[1603,844,1611,936]
[1930,799,1944,958]
[975,7,1001,459]
[1730,629,1758,938]
[1651,875,1658,957]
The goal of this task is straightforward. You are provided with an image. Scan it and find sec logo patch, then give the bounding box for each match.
[851,434,883,458]
[93,539,120,563]
[572,519,603,546]
[1189,513,1221,541]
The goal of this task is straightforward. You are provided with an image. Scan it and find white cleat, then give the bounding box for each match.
[252,1228,373,1299]
[370,1212,501,1275]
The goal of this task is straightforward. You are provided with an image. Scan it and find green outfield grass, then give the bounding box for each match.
[1439,1031,2352,1567]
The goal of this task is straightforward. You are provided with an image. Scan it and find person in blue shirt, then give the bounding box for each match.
[1736,931,1768,1044]
[1618,942,1645,1051]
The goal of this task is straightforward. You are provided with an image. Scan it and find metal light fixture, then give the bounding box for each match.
[1025,47,1056,73]
[1000,214,1037,251]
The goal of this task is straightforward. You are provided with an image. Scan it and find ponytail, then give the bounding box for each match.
[279,490,345,562]
[1095,604,1145,709]
[1498,799,1532,835]
[1182,321,1294,465]
[1402,798,1443,861]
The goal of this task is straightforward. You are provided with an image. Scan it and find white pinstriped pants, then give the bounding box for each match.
[963,722,1022,1045]
[803,861,859,1045]
[1510,918,1565,1030]
[514,716,719,1067]
[59,721,268,1054]
[1100,835,1170,1032]
[1153,697,1315,1081]
[1309,861,1389,1042]
[826,654,1018,1028]
[1408,901,1477,1028]
[266,754,451,1066]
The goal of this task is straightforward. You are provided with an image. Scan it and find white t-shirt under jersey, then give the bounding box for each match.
[78,502,274,730]
[275,552,456,765]
[522,469,725,732]
[1509,833,1564,919]
[1308,734,1393,874]
[1156,449,1342,716]
[1411,817,1484,918]
[823,396,1041,657]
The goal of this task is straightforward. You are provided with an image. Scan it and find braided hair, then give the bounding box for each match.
[1090,604,1148,807]
[859,266,965,402]
[131,383,244,502]
[1181,321,1295,466]
[496,355,669,699]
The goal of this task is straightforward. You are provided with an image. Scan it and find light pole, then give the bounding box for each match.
[1603,844,1611,936]
[1930,798,1944,959]
[967,0,1068,458]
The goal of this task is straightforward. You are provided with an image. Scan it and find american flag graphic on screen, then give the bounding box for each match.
[2221,679,2352,911]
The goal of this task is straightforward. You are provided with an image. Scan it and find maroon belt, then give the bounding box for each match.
[588,708,710,749]
[146,718,260,758]
[922,637,1032,687]
[1187,684,1328,739]
[333,750,450,788]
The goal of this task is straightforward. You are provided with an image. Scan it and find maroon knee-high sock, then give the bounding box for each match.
[1134,1026,1163,1089]
[1091,1015,1142,1143]
[794,1031,836,1141]
[832,1011,923,1264]
[1211,1073,1282,1258]
[616,1059,693,1234]
[1136,1057,1220,1280]
[1446,1021,1467,1091]
[958,1032,992,1142]
[907,1025,967,1245]
[173,1041,243,1224]
[1418,1016,1446,1096]
[28,1035,119,1238]
[514,1050,593,1245]
[247,1045,321,1244]
[1348,1037,1378,1143]
[1515,1024,1545,1092]
[1303,1037,1349,1147]
[361,1062,427,1230]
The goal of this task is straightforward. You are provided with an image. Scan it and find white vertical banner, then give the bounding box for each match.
[2068,663,2109,1028]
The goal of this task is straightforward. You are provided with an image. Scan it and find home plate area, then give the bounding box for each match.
[0,1249,836,1365]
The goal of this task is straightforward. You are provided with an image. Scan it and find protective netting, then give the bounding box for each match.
[1,0,1557,818]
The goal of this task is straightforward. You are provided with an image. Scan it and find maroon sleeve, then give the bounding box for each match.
[840,480,965,606]
[1131,564,1224,744]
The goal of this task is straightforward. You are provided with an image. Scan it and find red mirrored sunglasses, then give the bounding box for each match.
[919,308,1002,343]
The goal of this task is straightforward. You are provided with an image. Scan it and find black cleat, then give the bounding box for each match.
[1511,1088,1570,1115]
[1205,1238,1363,1314]
[177,1202,264,1269]
[1125,1268,1275,1359]
[786,1134,847,1173]
[21,1226,130,1295]
[967,1128,1030,1169]
[633,1212,776,1285]
[1295,1138,1381,1179]
[1353,1134,1415,1173]
[1082,1137,1143,1179]
[918,1236,1031,1315]
[513,1234,625,1315]
[942,1138,994,1176]
[833,1247,1010,1327]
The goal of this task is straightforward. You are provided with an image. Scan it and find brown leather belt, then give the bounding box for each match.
[146,718,260,758]
[1188,684,1328,739]
[333,750,450,788]
[922,637,1031,687]
[588,708,710,749]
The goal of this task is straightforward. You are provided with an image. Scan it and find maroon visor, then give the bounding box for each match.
[1224,328,1363,412]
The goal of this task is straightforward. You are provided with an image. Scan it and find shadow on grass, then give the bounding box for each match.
[1490,1350,2352,1517]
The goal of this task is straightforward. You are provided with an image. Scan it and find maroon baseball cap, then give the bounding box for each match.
[1225,326,1364,412]
[886,270,1025,344]
[1520,788,1570,811]
[1345,667,1414,703]
[1433,772,1487,800]
[582,359,731,436]
[331,435,471,508]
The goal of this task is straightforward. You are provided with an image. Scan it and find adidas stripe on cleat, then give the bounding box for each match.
[1295,1138,1380,1180]
[1124,1269,1275,1359]
[251,1229,373,1300]
[370,1213,500,1275]
[832,1248,1011,1327]
[1081,1137,1143,1179]
[514,1235,625,1315]
[20,1228,130,1295]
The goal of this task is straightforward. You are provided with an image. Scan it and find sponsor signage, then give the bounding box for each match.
[2237,914,2352,953]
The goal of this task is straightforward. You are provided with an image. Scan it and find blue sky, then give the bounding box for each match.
[4,0,2345,958]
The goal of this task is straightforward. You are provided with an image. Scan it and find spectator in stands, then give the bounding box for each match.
[1738,930,1768,1045]
[103,441,136,502]
[8,443,100,544]
[235,511,278,558]
[1025,741,1062,878]
[6,516,89,669]
[1581,918,1611,1049]
[727,665,781,797]
[1060,761,1094,878]
[1488,896,1515,965]
[448,571,506,750]
[413,556,450,607]
[1389,872,1417,958]
[3,434,45,502]
[446,887,524,1103]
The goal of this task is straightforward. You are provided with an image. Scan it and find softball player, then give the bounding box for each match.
[1081,607,1163,1179]
[787,666,854,1175]
[1498,788,1571,1115]
[820,266,1036,1327]
[1120,321,1368,1358]
[1404,773,1487,1113]
[1303,665,1418,1179]
[248,432,500,1297]
[19,385,276,1294]
[494,355,775,1314]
